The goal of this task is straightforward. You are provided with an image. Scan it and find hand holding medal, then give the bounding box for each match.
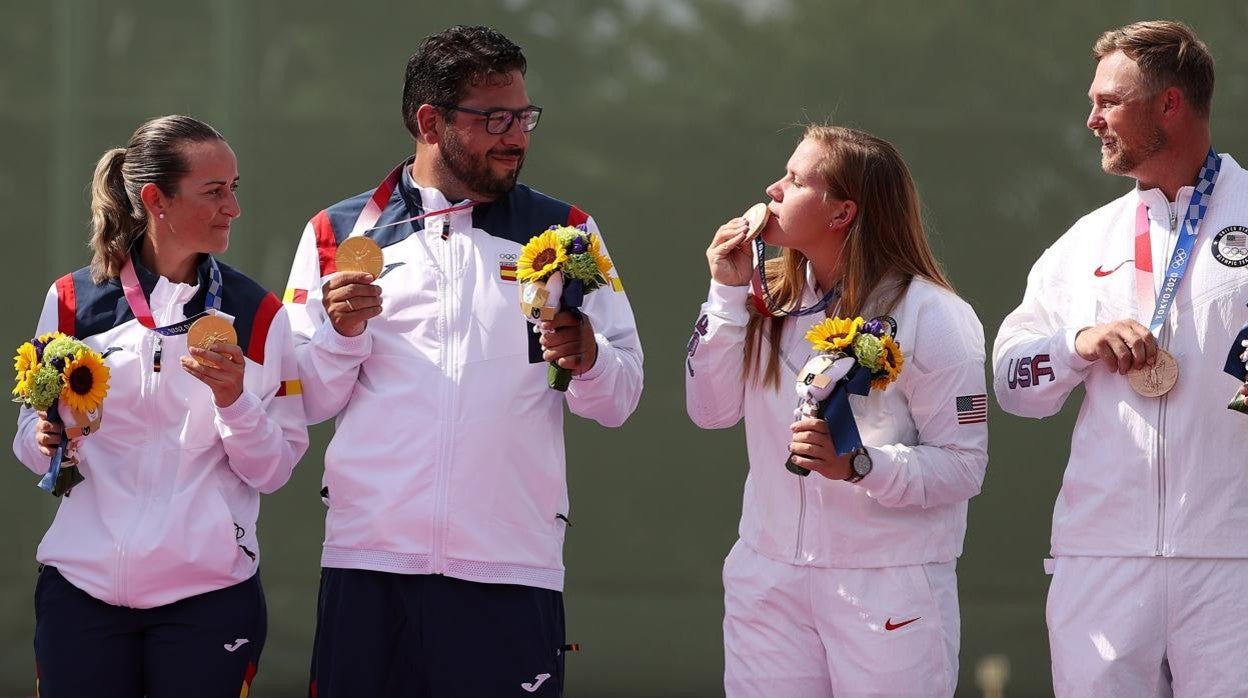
[705,204,769,287]
[323,236,384,338]
[181,314,246,408]
[1112,149,1221,399]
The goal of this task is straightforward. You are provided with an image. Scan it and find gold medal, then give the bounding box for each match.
[1128,348,1179,397]
[188,314,238,350]
[336,236,384,277]
[742,203,770,242]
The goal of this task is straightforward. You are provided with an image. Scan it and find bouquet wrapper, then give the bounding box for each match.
[786,365,872,477]
[37,399,87,497]
[1223,323,1248,415]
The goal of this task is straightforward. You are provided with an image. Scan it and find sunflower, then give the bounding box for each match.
[872,335,904,390]
[805,316,864,353]
[59,348,110,414]
[588,233,614,278]
[516,230,568,283]
[13,342,38,397]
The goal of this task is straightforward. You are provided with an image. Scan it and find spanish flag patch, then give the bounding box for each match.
[276,379,302,397]
[283,288,309,304]
[499,262,517,282]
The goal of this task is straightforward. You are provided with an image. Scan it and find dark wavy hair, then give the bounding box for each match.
[401,25,527,140]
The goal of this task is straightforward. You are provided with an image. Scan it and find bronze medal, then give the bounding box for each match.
[1128,348,1179,397]
[336,236,384,277]
[742,203,770,242]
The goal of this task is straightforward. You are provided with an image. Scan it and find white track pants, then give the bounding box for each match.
[723,539,959,698]
[1048,556,1248,697]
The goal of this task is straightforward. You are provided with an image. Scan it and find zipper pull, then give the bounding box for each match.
[152,337,163,373]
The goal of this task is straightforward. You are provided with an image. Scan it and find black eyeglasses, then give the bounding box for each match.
[440,105,543,134]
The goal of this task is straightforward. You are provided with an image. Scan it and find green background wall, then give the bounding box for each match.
[2,1,1246,695]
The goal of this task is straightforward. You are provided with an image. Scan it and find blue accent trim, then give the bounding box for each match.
[61,257,272,352]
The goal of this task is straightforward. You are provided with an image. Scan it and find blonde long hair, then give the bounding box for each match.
[744,125,952,388]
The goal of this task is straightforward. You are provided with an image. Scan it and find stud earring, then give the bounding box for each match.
[159,213,165,219]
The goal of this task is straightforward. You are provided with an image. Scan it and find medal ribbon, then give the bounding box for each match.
[119,255,223,336]
[352,161,476,237]
[750,236,841,317]
[1134,148,1221,336]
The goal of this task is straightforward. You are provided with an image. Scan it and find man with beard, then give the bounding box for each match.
[993,20,1248,696]
[281,25,642,697]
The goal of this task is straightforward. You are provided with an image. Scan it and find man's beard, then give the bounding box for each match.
[438,129,524,200]
[1102,124,1167,176]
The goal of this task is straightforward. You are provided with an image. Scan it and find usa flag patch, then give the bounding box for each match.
[955,394,987,424]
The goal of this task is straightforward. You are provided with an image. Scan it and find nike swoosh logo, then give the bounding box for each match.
[521,673,551,693]
[224,638,250,652]
[1094,259,1132,277]
[884,617,920,631]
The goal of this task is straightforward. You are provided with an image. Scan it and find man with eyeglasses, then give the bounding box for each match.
[282,24,642,697]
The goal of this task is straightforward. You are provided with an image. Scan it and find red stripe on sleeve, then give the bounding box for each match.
[566,205,589,227]
[313,210,338,277]
[247,292,282,365]
[54,274,76,335]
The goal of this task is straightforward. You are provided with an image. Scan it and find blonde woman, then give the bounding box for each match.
[686,125,988,697]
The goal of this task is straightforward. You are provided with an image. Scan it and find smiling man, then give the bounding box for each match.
[993,20,1248,697]
[282,25,643,697]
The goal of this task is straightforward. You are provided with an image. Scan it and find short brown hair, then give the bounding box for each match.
[1093,20,1214,116]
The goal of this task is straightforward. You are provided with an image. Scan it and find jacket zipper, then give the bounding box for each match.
[1154,203,1177,556]
[115,323,162,605]
[432,223,455,574]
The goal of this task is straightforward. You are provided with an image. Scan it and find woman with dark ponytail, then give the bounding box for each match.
[12,115,308,697]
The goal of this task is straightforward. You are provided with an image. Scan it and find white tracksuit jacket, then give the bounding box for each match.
[686,276,989,567]
[993,153,1248,559]
[284,166,643,591]
[12,258,308,608]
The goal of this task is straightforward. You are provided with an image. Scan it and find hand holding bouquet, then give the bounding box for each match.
[787,316,903,476]
[516,224,621,391]
[13,333,110,496]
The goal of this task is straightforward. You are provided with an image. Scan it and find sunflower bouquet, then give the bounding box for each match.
[516,224,619,391]
[12,332,111,496]
[787,316,903,476]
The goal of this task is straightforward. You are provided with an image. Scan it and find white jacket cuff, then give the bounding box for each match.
[573,335,611,382]
[214,390,262,427]
[316,319,373,356]
[706,281,751,323]
[1059,327,1096,371]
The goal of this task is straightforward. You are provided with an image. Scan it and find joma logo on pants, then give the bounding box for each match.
[1008,354,1054,389]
